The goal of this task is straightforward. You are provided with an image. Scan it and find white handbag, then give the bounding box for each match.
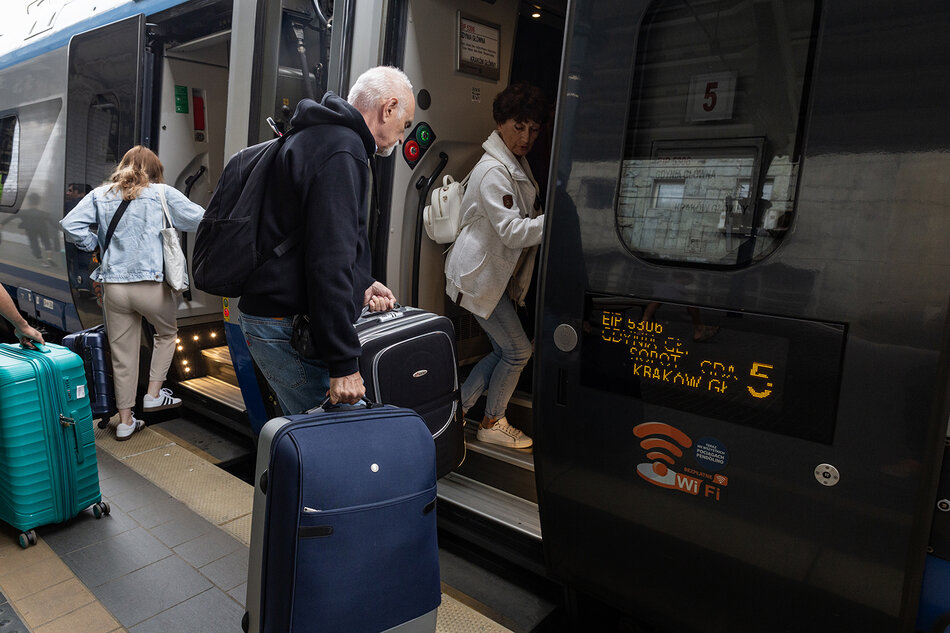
[423,173,471,244]
[157,186,189,293]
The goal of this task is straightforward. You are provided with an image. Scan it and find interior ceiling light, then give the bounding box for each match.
[531,10,541,18]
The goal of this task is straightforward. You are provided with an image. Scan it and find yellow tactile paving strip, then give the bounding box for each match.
[438,585,518,633]
[0,524,127,633]
[94,419,254,544]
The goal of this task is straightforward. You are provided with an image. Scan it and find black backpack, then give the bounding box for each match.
[193,132,299,297]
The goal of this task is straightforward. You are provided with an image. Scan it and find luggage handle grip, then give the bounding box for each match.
[310,396,381,413]
[18,342,51,353]
[356,303,405,325]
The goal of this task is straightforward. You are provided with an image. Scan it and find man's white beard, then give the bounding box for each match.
[376,143,396,157]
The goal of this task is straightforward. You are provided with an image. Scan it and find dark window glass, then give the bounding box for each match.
[0,116,19,206]
[618,0,818,266]
[65,14,141,212]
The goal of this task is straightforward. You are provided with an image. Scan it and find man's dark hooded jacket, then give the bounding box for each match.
[239,94,375,378]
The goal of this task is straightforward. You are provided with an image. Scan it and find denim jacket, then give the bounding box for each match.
[60,183,205,283]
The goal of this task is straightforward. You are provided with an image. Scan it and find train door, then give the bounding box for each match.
[535,1,950,631]
[64,14,146,329]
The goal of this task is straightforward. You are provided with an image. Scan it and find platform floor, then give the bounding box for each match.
[0,419,523,633]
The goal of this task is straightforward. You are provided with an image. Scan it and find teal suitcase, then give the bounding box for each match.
[0,342,110,548]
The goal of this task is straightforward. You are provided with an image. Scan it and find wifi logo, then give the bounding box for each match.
[633,422,696,492]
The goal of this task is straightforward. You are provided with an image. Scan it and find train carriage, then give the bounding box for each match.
[1,1,949,631]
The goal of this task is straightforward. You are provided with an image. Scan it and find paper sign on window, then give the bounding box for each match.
[685,72,737,122]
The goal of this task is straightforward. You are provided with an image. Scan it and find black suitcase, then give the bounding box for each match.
[62,324,116,427]
[355,306,465,478]
[244,402,441,633]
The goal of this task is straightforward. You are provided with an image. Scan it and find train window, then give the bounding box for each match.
[618,0,818,266]
[0,116,19,207]
[65,14,142,216]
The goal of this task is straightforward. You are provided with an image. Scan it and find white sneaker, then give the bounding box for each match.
[115,417,144,441]
[476,417,532,449]
[142,388,182,411]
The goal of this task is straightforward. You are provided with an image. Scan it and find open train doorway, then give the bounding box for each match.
[374,0,568,565]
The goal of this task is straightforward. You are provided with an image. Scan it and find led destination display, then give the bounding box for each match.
[581,295,846,443]
[596,309,787,408]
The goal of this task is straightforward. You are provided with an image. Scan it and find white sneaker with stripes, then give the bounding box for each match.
[142,387,182,411]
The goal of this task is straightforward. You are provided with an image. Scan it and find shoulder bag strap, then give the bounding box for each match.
[263,129,302,261]
[157,185,173,228]
[102,199,132,253]
[453,157,492,235]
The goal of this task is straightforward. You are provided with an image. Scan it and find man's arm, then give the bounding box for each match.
[294,146,371,403]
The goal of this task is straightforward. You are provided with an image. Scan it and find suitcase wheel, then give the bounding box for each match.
[92,502,111,519]
[97,418,109,429]
[241,611,249,632]
[17,530,36,549]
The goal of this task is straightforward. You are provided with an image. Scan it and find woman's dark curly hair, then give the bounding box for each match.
[492,82,549,126]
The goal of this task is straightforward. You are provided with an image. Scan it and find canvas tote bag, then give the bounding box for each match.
[157,186,189,293]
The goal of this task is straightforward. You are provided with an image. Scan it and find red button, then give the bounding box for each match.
[404,140,420,160]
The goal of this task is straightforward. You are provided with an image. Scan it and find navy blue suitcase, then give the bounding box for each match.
[62,325,116,427]
[244,402,441,633]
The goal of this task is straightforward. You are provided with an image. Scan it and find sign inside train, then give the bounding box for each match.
[457,13,500,80]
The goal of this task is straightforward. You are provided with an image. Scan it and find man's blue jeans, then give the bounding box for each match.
[240,313,330,415]
[460,298,532,420]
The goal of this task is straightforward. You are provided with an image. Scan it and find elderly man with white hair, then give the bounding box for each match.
[238,66,415,413]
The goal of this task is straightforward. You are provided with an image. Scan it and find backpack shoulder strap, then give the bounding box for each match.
[102,199,132,253]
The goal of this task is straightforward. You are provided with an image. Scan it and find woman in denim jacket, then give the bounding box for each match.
[61,146,205,440]
[444,83,547,449]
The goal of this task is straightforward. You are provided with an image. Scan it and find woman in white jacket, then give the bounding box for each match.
[444,83,547,448]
